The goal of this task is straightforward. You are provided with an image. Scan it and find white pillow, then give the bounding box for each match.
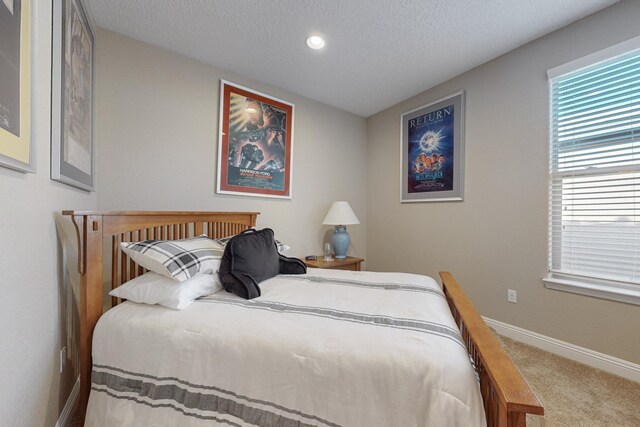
[121,235,224,281]
[110,269,222,310]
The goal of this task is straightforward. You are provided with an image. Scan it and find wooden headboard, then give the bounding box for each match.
[62,210,258,422]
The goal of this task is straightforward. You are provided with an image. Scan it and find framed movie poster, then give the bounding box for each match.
[217,81,294,199]
[0,0,33,172]
[400,91,465,202]
[51,0,95,191]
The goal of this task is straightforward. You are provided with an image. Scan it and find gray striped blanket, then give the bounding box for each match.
[86,268,485,426]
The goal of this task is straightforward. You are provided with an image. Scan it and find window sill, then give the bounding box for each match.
[543,274,640,306]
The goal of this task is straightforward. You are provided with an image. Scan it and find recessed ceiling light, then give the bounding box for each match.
[306,35,325,50]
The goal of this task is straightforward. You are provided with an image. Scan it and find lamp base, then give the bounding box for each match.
[331,225,350,259]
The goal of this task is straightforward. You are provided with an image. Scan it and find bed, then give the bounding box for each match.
[63,210,543,426]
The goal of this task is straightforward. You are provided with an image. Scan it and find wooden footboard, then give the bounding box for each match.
[440,272,544,426]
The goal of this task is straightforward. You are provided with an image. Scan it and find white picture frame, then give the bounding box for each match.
[400,91,465,203]
[0,0,33,173]
[51,0,96,191]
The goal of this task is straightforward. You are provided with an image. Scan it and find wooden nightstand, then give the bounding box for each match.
[304,256,364,271]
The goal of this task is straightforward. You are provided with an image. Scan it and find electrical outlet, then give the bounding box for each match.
[507,289,517,303]
[60,346,66,373]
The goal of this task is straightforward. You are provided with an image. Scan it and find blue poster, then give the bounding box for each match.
[407,104,455,193]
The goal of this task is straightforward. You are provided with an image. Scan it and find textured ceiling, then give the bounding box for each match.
[86,0,617,117]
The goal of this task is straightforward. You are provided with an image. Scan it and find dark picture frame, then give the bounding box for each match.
[51,0,95,191]
[400,91,465,202]
[217,80,294,199]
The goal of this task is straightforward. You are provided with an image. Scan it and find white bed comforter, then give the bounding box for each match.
[86,269,486,427]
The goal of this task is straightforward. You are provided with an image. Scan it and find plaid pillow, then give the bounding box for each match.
[121,236,224,282]
[214,234,290,253]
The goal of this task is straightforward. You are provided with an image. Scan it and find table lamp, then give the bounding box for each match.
[322,201,360,259]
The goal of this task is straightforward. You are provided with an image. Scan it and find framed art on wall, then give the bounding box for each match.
[217,80,294,199]
[400,91,465,202]
[0,0,33,172]
[51,0,95,191]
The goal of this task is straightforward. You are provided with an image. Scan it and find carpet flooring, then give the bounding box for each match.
[68,334,640,426]
[498,336,640,426]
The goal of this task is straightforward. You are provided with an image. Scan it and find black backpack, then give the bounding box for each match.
[218,228,306,299]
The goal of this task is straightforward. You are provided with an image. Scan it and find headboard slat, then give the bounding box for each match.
[128,232,135,281]
[120,234,127,289]
[111,236,118,307]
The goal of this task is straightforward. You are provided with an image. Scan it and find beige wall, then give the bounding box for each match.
[95,29,367,260]
[0,1,97,425]
[3,3,638,426]
[366,0,640,364]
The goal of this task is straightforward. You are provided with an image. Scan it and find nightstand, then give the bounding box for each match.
[304,256,364,271]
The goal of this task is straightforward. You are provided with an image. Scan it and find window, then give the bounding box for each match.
[545,37,640,305]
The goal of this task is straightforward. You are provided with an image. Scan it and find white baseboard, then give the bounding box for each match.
[483,317,640,383]
[55,376,80,427]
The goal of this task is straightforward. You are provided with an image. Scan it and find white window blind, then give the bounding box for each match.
[549,49,640,291]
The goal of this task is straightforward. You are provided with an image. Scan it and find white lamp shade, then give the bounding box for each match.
[322,201,360,225]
